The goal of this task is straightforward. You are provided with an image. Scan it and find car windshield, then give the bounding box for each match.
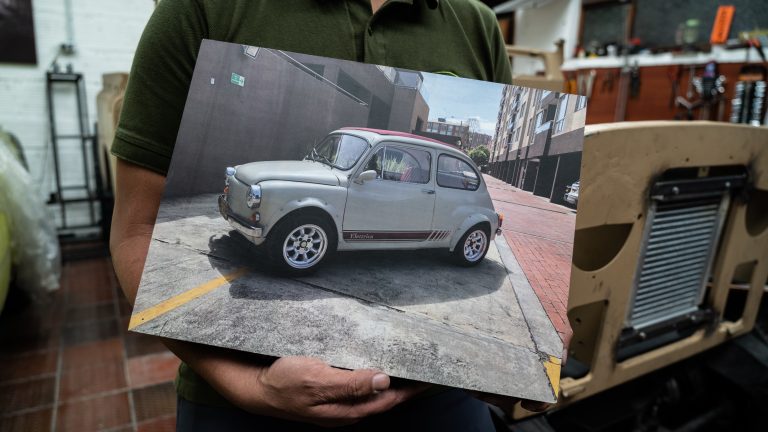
[308,134,369,170]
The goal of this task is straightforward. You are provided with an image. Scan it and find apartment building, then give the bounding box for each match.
[489,86,586,206]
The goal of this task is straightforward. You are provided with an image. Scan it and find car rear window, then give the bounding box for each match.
[437,154,479,191]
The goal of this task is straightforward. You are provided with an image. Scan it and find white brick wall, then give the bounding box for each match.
[0,0,154,227]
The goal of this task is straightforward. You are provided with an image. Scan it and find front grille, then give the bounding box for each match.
[628,196,727,328]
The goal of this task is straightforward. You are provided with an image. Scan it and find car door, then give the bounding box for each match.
[343,143,436,242]
[432,153,484,242]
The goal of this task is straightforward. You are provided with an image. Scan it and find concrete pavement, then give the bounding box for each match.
[485,175,575,343]
[130,193,563,403]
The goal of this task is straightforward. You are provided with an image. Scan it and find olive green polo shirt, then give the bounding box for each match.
[112,0,512,175]
[114,0,512,408]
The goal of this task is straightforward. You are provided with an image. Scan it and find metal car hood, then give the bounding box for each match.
[235,160,341,186]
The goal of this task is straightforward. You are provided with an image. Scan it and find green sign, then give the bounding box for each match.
[230,73,245,87]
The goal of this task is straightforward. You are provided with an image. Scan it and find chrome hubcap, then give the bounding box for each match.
[463,230,487,262]
[283,224,328,269]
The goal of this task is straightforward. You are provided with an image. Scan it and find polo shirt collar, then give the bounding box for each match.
[373,0,441,9]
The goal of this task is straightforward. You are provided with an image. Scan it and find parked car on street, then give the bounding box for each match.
[564,180,579,206]
[218,127,503,274]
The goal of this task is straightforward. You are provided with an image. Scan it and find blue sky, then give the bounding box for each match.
[420,72,504,135]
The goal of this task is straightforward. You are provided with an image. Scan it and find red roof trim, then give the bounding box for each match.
[340,127,460,149]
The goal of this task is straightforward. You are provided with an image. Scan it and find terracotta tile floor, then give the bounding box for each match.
[0,253,180,431]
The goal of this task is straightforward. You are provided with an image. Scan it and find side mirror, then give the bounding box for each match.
[354,170,377,184]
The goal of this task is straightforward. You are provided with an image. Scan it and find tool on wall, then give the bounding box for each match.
[729,39,767,126]
[629,61,641,99]
[675,61,726,121]
[577,69,596,100]
[614,57,632,121]
[666,65,682,108]
[601,70,616,94]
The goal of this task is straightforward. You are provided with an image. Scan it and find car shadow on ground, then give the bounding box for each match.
[207,231,509,307]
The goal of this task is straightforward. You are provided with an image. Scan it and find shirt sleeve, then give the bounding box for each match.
[489,18,513,85]
[477,3,512,85]
[111,0,208,175]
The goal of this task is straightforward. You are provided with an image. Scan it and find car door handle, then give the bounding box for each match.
[422,189,435,194]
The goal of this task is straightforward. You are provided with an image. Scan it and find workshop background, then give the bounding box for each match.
[1,1,766,431]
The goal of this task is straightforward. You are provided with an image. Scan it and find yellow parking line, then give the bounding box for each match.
[128,267,249,330]
[543,356,562,398]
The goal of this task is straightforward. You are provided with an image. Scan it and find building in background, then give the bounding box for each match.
[168,45,432,197]
[489,86,585,206]
[419,117,494,150]
[423,118,470,148]
[292,50,430,134]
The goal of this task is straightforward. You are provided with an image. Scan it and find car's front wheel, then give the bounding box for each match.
[452,224,490,266]
[266,214,336,275]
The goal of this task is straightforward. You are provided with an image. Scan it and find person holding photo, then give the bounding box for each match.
[110,0,543,430]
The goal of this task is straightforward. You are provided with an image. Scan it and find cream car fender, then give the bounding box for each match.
[257,180,346,239]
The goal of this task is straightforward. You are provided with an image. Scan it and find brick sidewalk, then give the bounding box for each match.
[485,175,575,343]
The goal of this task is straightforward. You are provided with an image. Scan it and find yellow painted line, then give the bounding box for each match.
[543,356,562,398]
[128,267,249,330]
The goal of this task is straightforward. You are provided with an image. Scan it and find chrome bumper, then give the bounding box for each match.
[218,194,263,238]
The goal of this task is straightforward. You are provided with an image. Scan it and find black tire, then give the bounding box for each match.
[265,213,337,276]
[452,224,491,266]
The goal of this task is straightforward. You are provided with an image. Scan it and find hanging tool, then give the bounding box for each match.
[729,38,767,125]
[675,61,726,121]
[615,56,631,121]
[577,69,597,99]
[601,70,616,94]
[585,69,596,100]
[667,65,682,108]
[629,62,641,98]
[565,71,578,94]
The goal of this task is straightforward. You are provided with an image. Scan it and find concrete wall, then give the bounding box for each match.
[388,86,429,133]
[550,127,585,155]
[166,43,370,197]
[0,0,153,226]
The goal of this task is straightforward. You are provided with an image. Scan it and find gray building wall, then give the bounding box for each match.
[168,42,377,197]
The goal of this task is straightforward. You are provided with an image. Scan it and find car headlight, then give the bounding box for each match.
[225,166,236,186]
[247,184,261,208]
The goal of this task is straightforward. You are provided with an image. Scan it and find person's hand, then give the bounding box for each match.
[473,331,573,416]
[202,354,430,427]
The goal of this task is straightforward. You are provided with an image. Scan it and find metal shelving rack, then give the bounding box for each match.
[45,70,101,238]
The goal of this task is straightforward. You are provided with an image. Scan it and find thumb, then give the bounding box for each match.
[321,368,391,401]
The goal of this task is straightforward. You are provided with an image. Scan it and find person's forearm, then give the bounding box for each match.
[109,158,420,424]
[109,221,274,411]
[110,224,154,304]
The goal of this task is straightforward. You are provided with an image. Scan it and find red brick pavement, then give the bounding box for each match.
[485,175,575,343]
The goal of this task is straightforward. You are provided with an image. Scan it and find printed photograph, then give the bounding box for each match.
[128,39,586,403]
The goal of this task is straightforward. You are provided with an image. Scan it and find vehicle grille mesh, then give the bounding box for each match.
[629,196,724,328]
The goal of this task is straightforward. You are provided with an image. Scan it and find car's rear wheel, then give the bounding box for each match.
[266,213,336,275]
[452,224,490,266]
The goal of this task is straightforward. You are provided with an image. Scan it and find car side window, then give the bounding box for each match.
[364,147,384,178]
[437,154,480,191]
[364,145,431,184]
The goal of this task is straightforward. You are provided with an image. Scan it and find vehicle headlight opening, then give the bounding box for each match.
[225,166,236,186]
[247,184,262,208]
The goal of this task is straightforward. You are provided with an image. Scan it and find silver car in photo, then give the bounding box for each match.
[218,128,503,274]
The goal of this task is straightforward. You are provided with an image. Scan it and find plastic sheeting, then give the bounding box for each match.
[0,143,61,297]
